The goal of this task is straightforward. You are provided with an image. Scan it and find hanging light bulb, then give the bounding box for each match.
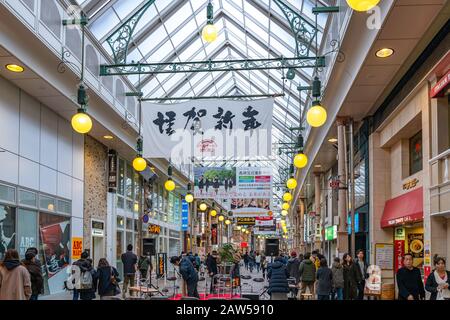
[72,85,92,134]
[218,215,225,222]
[202,2,218,43]
[282,202,290,210]
[346,0,380,12]
[287,178,297,190]
[164,166,176,191]
[307,77,327,128]
[283,192,293,202]
[225,219,231,225]
[281,210,288,216]
[237,226,242,230]
[132,138,147,172]
[294,153,308,169]
[185,183,194,203]
[199,203,208,211]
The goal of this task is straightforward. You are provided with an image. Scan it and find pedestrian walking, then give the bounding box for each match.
[96,258,121,300]
[195,253,201,272]
[262,255,268,278]
[331,257,344,300]
[255,252,261,273]
[287,251,301,285]
[425,255,450,300]
[22,250,44,300]
[206,251,218,293]
[316,258,333,300]
[171,255,199,298]
[342,253,360,300]
[121,244,138,299]
[0,249,32,300]
[396,253,425,300]
[243,252,249,270]
[267,256,289,300]
[138,254,152,281]
[73,252,96,300]
[355,249,369,300]
[298,252,316,299]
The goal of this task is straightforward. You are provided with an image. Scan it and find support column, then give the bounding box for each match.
[337,118,348,256]
[299,197,306,253]
[314,173,322,251]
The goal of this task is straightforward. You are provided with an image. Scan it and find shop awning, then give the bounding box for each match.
[381,187,423,228]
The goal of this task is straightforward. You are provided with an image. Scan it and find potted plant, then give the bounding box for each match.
[218,243,236,274]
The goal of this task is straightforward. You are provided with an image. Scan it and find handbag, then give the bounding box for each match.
[110,267,121,295]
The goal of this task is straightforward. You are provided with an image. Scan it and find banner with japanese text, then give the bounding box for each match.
[142,99,273,162]
[236,167,273,198]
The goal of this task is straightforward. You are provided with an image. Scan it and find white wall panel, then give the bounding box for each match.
[71,216,83,239]
[57,172,72,200]
[72,132,84,181]
[39,165,57,195]
[0,151,19,185]
[19,157,39,190]
[40,106,58,169]
[19,91,40,162]
[0,77,20,153]
[57,117,72,176]
[71,178,83,219]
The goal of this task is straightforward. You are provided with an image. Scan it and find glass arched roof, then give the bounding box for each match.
[75,0,334,200]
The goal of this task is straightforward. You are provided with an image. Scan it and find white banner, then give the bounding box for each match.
[142,99,273,162]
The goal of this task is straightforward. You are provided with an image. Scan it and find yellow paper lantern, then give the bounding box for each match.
[286,178,297,190]
[202,24,218,43]
[185,193,194,203]
[346,0,380,12]
[225,219,231,225]
[210,209,217,217]
[281,210,288,216]
[164,179,176,191]
[283,192,293,202]
[294,153,308,169]
[218,215,225,222]
[307,105,327,128]
[199,203,208,211]
[132,157,147,172]
[71,112,92,134]
[237,226,242,230]
[282,202,290,210]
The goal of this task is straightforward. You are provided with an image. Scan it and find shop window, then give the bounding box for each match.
[39,212,70,295]
[39,195,55,212]
[354,160,367,209]
[57,199,71,214]
[19,190,37,207]
[126,164,133,199]
[0,184,15,203]
[0,205,16,260]
[116,231,124,279]
[126,231,133,249]
[126,218,133,231]
[117,216,125,229]
[117,196,124,209]
[409,131,423,176]
[17,209,37,259]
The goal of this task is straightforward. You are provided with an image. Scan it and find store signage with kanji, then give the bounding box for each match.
[236,217,256,225]
[71,237,83,260]
[148,224,161,234]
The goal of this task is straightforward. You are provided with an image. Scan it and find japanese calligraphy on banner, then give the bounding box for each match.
[142,99,273,162]
[231,198,272,217]
[194,167,237,199]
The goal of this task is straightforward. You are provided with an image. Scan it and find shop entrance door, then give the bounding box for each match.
[92,236,104,267]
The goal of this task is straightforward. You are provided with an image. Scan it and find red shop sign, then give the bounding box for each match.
[394,240,405,273]
[241,242,248,248]
[430,70,450,98]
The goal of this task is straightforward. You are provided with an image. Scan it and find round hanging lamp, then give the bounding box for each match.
[346,0,380,12]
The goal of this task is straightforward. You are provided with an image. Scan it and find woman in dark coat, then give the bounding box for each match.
[267,256,289,300]
[425,255,450,300]
[96,258,121,300]
[22,251,44,300]
[342,253,360,300]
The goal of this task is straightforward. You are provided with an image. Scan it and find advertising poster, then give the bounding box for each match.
[236,167,273,199]
[255,217,274,227]
[365,265,382,295]
[231,198,272,217]
[71,237,83,260]
[211,224,218,245]
[157,253,167,278]
[375,243,394,270]
[181,200,189,231]
[408,233,424,268]
[254,225,277,235]
[194,167,237,199]
[0,205,15,261]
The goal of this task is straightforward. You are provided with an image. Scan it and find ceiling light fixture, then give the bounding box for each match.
[376,48,394,58]
[328,138,338,143]
[202,1,218,43]
[103,135,114,140]
[5,64,24,73]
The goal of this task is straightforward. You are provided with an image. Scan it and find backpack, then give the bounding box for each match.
[80,270,93,289]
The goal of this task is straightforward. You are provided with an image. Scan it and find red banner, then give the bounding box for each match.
[394,240,405,273]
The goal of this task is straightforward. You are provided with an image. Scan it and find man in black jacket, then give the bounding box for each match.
[206,251,219,293]
[171,255,199,298]
[355,249,369,300]
[396,253,425,300]
[121,244,137,299]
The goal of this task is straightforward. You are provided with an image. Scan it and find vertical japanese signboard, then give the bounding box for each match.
[181,200,189,231]
[107,150,117,193]
[71,237,83,260]
[394,227,405,273]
